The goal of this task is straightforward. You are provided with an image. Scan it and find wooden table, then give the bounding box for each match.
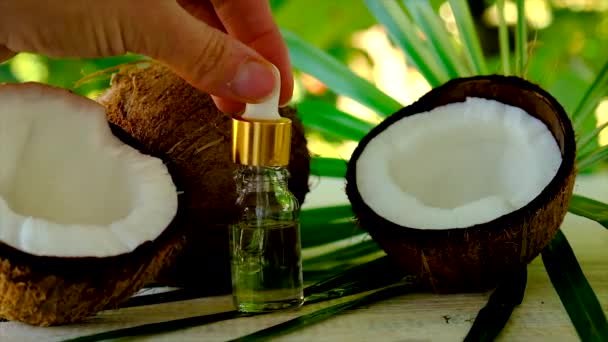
[2,176,607,341]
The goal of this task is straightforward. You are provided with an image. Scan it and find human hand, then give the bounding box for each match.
[0,0,293,113]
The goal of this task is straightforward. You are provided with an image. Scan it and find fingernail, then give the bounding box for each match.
[229,58,275,102]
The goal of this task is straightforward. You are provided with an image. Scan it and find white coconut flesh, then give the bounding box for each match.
[0,86,178,257]
[356,97,563,229]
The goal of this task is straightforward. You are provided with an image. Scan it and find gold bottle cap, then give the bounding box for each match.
[232,116,292,166]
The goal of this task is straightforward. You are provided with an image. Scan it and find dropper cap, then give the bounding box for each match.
[231,64,292,166]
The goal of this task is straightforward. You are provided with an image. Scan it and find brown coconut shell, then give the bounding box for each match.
[345,75,577,293]
[98,63,311,292]
[0,83,184,326]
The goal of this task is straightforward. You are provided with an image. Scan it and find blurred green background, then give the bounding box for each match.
[0,0,607,160]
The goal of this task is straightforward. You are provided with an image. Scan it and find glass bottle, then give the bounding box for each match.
[230,116,304,312]
[230,165,303,312]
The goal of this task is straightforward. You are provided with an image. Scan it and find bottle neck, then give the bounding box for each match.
[234,165,290,192]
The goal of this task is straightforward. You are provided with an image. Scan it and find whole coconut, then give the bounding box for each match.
[98,63,311,293]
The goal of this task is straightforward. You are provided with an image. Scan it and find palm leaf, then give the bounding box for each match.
[304,256,415,308]
[568,194,608,229]
[282,28,402,116]
[107,257,402,311]
[61,311,246,342]
[464,268,527,341]
[303,255,410,297]
[576,120,608,154]
[514,0,527,76]
[304,269,350,283]
[121,288,209,309]
[401,0,470,78]
[301,205,354,226]
[0,65,18,83]
[228,283,412,342]
[577,145,608,171]
[303,239,382,270]
[448,0,488,75]
[364,0,451,87]
[302,221,361,250]
[496,0,512,75]
[64,257,411,342]
[542,230,608,341]
[573,60,608,130]
[297,99,373,142]
[301,205,364,248]
[310,157,348,178]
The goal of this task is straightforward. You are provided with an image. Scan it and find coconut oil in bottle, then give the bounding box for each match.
[230,166,304,312]
[230,112,304,312]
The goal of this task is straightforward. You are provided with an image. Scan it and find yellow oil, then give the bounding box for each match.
[230,219,304,312]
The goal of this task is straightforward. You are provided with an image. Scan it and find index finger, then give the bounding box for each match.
[211,0,293,107]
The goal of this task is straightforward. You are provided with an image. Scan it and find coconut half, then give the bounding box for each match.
[0,83,180,325]
[346,75,576,292]
[98,63,310,292]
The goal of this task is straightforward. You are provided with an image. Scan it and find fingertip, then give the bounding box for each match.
[212,96,245,114]
[277,64,294,107]
[279,81,294,107]
[133,3,274,105]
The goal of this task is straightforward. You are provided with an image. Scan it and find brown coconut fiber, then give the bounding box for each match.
[98,62,311,292]
[345,75,577,293]
[0,120,185,326]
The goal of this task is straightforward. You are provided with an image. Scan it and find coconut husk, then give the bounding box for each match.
[0,120,184,326]
[346,75,576,293]
[0,224,179,326]
[98,63,311,292]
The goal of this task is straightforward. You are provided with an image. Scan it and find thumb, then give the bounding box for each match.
[130,3,276,106]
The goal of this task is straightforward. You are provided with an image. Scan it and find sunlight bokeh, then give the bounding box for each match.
[552,0,608,11]
[304,25,433,160]
[9,53,48,83]
[596,98,608,146]
[483,0,553,29]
